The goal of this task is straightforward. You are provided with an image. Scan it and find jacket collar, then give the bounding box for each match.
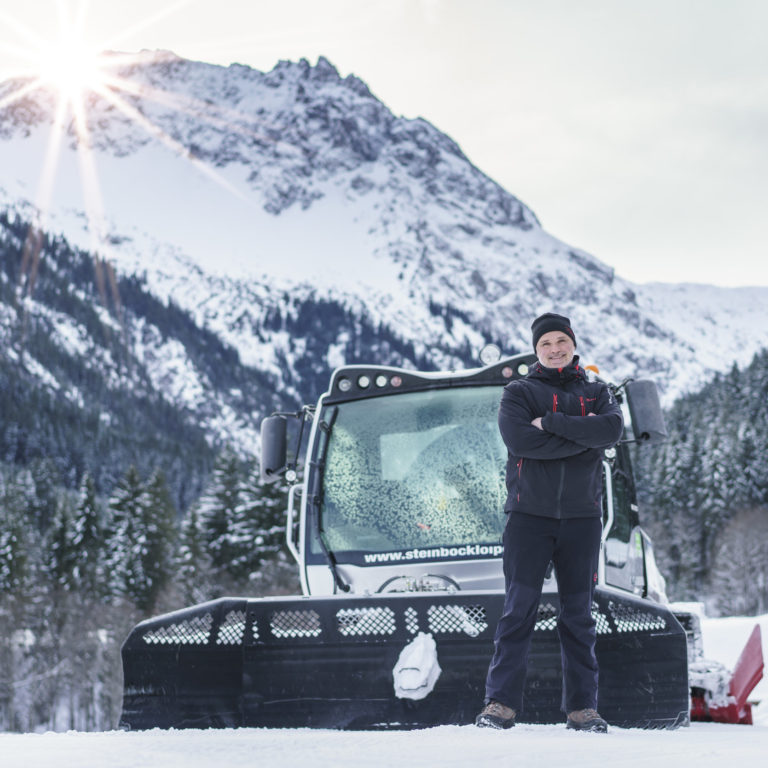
[528,355,585,384]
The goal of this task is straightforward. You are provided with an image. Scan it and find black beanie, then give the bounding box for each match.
[531,313,577,351]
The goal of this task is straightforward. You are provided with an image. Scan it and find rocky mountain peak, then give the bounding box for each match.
[1,49,767,445]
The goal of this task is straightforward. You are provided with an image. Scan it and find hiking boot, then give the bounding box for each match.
[475,700,516,729]
[566,708,608,733]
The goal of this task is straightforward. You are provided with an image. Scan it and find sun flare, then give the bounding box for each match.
[1,0,265,315]
[35,21,107,104]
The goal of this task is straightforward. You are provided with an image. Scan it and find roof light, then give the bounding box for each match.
[375,375,388,388]
[517,364,529,376]
[390,375,403,387]
[337,377,352,392]
[357,375,371,389]
[479,343,502,366]
[501,366,514,378]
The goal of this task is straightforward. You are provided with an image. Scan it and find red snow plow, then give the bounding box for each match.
[689,623,764,724]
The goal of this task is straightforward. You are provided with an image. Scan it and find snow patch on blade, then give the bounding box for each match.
[393,631,441,700]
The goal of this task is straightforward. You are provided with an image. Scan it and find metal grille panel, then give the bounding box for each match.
[535,602,613,634]
[270,609,322,638]
[143,614,213,645]
[405,606,419,635]
[216,610,246,645]
[534,602,558,631]
[337,607,396,637]
[593,603,611,635]
[427,604,487,637]
[609,601,668,633]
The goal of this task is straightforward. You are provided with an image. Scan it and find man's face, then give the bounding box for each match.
[535,330,576,369]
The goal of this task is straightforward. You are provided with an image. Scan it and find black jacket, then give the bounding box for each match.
[499,356,624,519]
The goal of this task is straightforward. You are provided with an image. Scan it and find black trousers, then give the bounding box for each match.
[484,512,602,713]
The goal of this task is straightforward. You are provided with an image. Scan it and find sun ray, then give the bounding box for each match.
[91,82,252,204]
[97,66,304,163]
[0,8,46,49]
[33,94,68,230]
[70,79,126,317]
[0,78,45,110]
[99,74,278,152]
[99,0,198,51]
[0,42,44,63]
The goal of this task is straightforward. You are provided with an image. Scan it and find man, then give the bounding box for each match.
[476,312,623,732]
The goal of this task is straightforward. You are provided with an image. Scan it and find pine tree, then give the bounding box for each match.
[0,471,34,594]
[140,469,178,612]
[234,461,286,579]
[200,448,243,587]
[106,465,146,607]
[28,459,64,532]
[176,502,213,604]
[106,466,179,612]
[71,472,105,595]
[44,493,80,591]
[0,468,38,732]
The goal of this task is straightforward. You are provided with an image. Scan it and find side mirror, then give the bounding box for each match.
[625,380,667,444]
[260,415,287,483]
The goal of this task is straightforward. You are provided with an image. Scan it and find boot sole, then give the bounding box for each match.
[475,714,515,729]
[566,720,608,733]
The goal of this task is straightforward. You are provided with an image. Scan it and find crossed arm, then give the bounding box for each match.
[498,383,623,460]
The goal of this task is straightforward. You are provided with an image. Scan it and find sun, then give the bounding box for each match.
[35,19,108,104]
[0,2,114,107]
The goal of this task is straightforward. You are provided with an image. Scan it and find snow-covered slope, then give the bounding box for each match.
[1,50,767,424]
[633,283,768,378]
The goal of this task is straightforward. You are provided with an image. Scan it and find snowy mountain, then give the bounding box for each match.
[2,51,767,463]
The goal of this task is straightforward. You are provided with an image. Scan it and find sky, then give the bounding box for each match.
[0,0,766,287]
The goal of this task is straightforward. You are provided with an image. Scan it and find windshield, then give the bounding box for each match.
[315,386,507,558]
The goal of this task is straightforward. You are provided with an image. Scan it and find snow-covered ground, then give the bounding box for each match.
[2,721,766,768]
[2,611,765,768]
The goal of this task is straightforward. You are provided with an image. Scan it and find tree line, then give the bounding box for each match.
[634,349,768,616]
[0,449,296,733]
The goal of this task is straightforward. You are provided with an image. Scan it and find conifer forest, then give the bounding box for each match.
[0,450,296,732]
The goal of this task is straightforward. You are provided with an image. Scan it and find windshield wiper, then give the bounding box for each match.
[309,407,350,593]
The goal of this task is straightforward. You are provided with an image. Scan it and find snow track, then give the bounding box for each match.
[2,722,767,768]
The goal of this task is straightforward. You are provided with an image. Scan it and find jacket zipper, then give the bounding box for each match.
[517,458,523,503]
[552,392,564,515]
[580,396,585,416]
